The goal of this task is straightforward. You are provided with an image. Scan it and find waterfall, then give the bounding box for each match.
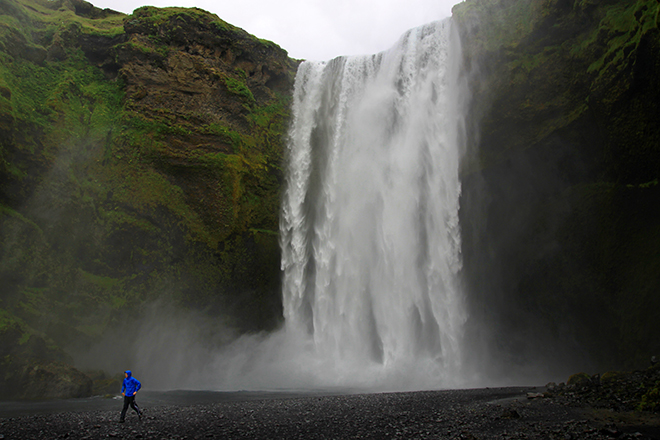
[118,18,470,393]
[279,18,468,390]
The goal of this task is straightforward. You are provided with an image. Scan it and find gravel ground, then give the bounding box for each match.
[1,387,659,440]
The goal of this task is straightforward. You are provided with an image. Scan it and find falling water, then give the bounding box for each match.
[279,18,468,390]
[90,19,471,392]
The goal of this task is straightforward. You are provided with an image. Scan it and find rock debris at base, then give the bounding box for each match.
[1,387,659,440]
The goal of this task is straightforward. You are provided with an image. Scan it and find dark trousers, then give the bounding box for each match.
[120,395,141,421]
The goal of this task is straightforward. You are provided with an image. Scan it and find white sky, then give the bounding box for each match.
[88,0,462,61]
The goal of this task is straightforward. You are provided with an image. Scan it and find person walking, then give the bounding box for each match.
[119,370,143,423]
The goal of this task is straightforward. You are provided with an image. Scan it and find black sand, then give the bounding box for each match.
[1,387,659,439]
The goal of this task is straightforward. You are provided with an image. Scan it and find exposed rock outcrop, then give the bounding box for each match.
[0,311,92,399]
[0,0,297,399]
[0,357,93,400]
[454,0,660,374]
[1,0,659,400]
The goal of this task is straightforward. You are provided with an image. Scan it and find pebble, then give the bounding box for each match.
[0,387,658,439]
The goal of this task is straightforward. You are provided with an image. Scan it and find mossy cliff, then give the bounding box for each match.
[2,0,658,400]
[0,0,297,398]
[453,0,660,375]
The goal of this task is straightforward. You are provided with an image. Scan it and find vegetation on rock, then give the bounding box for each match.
[0,0,298,399]
[551,364,660,415]
[1,0,658,402]
[454,0,660,374]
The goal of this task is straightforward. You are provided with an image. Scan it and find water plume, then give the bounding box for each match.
[78,18,472,393]
[275,18,469,390]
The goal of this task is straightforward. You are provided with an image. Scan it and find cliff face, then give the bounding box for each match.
[453,0,660,375]
[2,0,658,399]
[0,0,297,398]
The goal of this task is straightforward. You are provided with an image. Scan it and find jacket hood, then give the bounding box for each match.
[125,370,132,378]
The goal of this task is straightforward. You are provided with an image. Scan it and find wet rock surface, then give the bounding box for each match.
[552,364,660,413]
[0,357,93,401]
[1,387,659,439]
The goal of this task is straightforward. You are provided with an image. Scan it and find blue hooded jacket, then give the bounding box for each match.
[122,370,141,396]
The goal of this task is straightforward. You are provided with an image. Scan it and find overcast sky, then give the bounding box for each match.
[88,0,462,61]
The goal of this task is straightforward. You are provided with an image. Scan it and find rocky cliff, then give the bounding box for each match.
[453,0,660,377]
[0,0,297,399]
[2,0,659,400]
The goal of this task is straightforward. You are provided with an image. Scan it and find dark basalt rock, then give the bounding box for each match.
[453,0,660,374]
[0,357,93,400]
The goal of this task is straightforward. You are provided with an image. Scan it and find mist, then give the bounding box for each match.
[73,300,461,392]
[72,17,572,394]
[71,292,579,393]
[4,0,658,405]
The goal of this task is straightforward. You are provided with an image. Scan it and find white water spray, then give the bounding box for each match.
[278,18,468,390]
[108,19,471,392]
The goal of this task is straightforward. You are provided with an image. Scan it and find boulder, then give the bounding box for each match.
[0,356,93,400]
[0,313,92,400]
[87,370,124,396]
[567,372,591,387]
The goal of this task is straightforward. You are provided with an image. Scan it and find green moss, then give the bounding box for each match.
[78,269,120,290]
[2,0,124,43]
[600,371,624,383]
[106,163,216,245]
[131,6,218,28]
[17,286,49,317]
[201,123,242,150]
[0,204,44,234]
[224,76,255,104]
[102,209,160,234]
[1,0,294,363]
[627,179,658,189]
[0,308,18,332]
[585,0,659,79]
[567,372,591,386]
[109,295,126,309]
[17,329,31,344]
[115,40,157,55]
[0,48,123,163]
[126,5,245,45]
[249,228,278,236]
[638,381,660,411]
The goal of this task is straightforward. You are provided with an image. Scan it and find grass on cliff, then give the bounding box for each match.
[126,5,285,53]
[1,0,124,44]
[574,0,660,87]
[0,47,124,184]
[2,0,291,359]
